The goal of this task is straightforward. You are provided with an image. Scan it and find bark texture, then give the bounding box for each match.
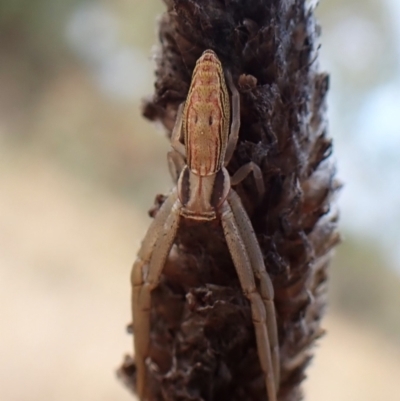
[118,1,340,400]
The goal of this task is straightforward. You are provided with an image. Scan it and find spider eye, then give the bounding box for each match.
[209,116,213,125]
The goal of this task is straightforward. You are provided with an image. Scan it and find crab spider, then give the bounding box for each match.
[131,49,279,401]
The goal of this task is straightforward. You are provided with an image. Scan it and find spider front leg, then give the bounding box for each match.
[220,190,278,401]
[227,190,280,387]
[230,162,279,385]
[171,102,186,157]
[167,150,186,184]
[131,188,181,399]
[167,102,187,183]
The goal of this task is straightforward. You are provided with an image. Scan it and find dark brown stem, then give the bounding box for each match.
[118,1,340,400]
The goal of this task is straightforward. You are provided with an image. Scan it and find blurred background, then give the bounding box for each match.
[0,0,399,400]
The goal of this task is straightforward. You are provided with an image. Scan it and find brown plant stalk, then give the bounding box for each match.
[118,0,340,400]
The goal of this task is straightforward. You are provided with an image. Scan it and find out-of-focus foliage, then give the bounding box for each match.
[317,0,397,91]
[331,240,400,343]
[0,0,169,207]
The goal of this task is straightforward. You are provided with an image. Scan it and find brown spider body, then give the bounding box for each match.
[131,49,279,401]
[178,50,231,221]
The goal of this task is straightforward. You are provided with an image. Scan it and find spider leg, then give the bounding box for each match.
[167,150,186,184]
[220,194,277,401]
[231,161,265,202]
[171,102,186,157]
[131,188,181,399]
[227,189,280,388]
[224,70,240,166]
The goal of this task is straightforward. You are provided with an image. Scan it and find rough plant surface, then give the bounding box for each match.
[118,0,340,400]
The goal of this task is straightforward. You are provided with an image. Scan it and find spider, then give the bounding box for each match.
[131,49,279,401]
